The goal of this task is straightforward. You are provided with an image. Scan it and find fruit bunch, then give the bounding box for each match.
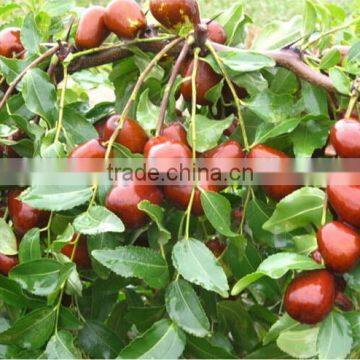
[0,0,359,358]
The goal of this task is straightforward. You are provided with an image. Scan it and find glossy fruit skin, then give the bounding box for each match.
[8,189,49,237]
[106,179,164,229]
[330,119,360,158]
[162,122,188,145]
[284,270,336,325]
[103,116,148,154]
[69,139,106,159]
[164,171,220,215]
[335,291,353,312]
[202,19,227,44]
[61,235,91,268]
[181,59,221,106]
[150,0,200,30]
[144,136,192,174]
[75,6,110,49]
[203,140,244,174]
[95,120,107,140]
[248,144,298,201]
[317,221,360,273]
[105,0,147,39]
[0,28,24,58]
[327,185,360,227]
[311,250,324,264]
[206,239,227,257]
[0,253,18,275]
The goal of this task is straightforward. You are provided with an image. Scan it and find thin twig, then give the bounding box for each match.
[0,45,60,110]
[104,37,183,160]
[156,37,193,136]
[54,66,69,142]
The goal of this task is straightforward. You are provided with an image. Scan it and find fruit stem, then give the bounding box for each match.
[321,193,328,226]
[0,44,60,111]
[206,41,250,151]
[105,37,183,160]
[238,186,252,235]
[184,187,196,240]
[345,93,359,119]
[155,36,194,136]
[54,66,69,143]
[302,16,360,50]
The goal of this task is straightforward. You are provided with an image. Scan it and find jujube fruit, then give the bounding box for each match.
[103,115,148,154]
[0,28,24,58]
[104,0,147,39]
[162,122,188,145]
[164,171,220,215]
[330,119,360,158]
[181,59,221,106]
[248,144,298,201]
[317,221,360,273]
[202,19,227,44]
[335,291,353,312]
[75,6,110,49]
[8,189,50,236]
[284,269,335,324]
[150,0,200,30]
[206,239,227,258]
[106,179,163,229]
[69,139,106,159]
[61,235,91,268]
[327,185,360,227]
[0,253,18,275]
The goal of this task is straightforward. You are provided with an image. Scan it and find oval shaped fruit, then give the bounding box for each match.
[202,19,227,44]
[150,0,200,30]
[206,239,227,258]
[8,189,50,236]
[61,235,91,268]
[144,136,192,174]
[162,122,188,145]
[181,59,221,106]
[75,6,109,50]
[317,221,360,273]
[284,269,336,324]
[330,119,360,158]
[0,253,18,275]
[69,139,106,159]
[105,0,147,39]
[248,144,298,201]
[0,28,24,58]
[164,171,220,215]
[103,115,148,154]
[327,185,360,227]
[106,179,163,229]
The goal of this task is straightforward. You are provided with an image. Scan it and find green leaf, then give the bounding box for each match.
[270,68,299,95]
[136,89,160,135]
[208,50,275,73]
[317,311,353,359]
[0,219,18,256]
[45,331,78,359]
[0,307,55,349]
[18,228,41,263]
[303,0,317,37]
[290,115,332,157]
[74,206,125,235]
[19,186,93,211]
[0,3,21,17]
[320,49,341,70]
[293,234,318,255]
[52,224,75,252]
[165,279,210,337]
[172,239,229,297]
[125,305,165,333]
[263,187,326,234]
[344,312,360,347]
[78,321,123,359]
[21,13,41,54]
[329,68,351,95]
[21,68,58,126]
[301,81,328,116]
[187,115,234,153]
[92,246,169,289]
[9,259,74,297]
[138,201,171,245]
[0,57,29,86]
[118,319,186,359]
[186,334,236,359]
[344,265,360,291]
[231,253,322,295]
[200,190,235,237]
[252,16,303,50]
[253,117,301,146]
[277,328,319,358]
[41,0,75,16]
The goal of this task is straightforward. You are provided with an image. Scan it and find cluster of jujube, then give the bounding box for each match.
[0,0,359,330]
